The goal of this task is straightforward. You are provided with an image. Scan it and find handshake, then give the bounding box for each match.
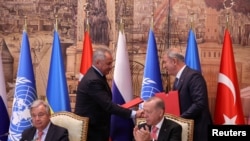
[121,97,145,118]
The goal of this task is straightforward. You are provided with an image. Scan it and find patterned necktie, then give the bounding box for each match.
[37,131,43,141]
[151,126,158,140]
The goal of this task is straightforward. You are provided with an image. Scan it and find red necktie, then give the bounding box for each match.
[37,131,43,141]
[151,126,158,140]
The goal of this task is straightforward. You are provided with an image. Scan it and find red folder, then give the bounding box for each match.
[155,91,180,116]
[121,97,144,108]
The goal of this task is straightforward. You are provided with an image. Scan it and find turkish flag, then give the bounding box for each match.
[79,31,93,81]
[214,29,245,124]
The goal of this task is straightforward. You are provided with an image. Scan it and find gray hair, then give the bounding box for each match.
[93,47,112,62]
[30,99,51,115]
[166,48,185,62]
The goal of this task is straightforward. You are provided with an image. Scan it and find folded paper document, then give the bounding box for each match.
[155,91,180,116]
[122,97,144,108]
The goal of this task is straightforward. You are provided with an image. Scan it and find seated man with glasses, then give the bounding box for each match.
[20,99,69,141]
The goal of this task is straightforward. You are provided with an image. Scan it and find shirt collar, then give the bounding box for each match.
[176,65,186,79]
[36,122,51,138]
[92,65,104,77]
[155,117,164,130]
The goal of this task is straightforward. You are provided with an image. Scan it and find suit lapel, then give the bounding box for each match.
[157,118,171,141]
[45,123,54,141]
[103,76,111,92]
[92,68,112,98]
[28,127,37,140]
[177,66,189,91]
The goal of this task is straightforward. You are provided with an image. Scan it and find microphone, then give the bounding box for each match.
[0,132,9,137]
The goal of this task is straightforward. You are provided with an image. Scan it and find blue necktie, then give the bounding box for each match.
[173,77,179,90]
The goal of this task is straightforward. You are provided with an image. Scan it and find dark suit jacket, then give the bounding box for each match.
[174,66,212,141]
[74,67,132,141]
[20,122,69,141]
[138,118,182,141]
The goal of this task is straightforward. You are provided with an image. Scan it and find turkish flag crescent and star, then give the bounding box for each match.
[213,29,245,125]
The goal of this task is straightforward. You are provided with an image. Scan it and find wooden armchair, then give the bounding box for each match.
[50,111,89,141]
[136,113,194,141]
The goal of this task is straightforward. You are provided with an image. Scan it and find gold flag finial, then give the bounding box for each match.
[86,11,90,32]
[151,12,154,30]
[190,12,194,29]
[55,15,58,31]
[120,18,124,33]
[23,16,27,32]
[84,2,90,32]
[226,12,229,29]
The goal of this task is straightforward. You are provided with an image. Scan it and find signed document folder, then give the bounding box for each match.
[155,91,180,116]
[121,97,144,108]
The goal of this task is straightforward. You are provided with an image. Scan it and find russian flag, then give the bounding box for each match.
[0,54,10,141]
[110,31,134,141]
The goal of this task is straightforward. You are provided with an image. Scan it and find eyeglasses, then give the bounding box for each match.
[31,113,47,118]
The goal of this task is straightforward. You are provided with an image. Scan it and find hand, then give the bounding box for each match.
[133,125,151,141]
[135,109,144,118]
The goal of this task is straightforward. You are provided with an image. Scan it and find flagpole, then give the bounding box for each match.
[190,12,194,30]
[8,17,37,140]
[226,12,229,30]
[83,2,90,33]
[167,0,171,49]
[110,20,134,141]
[47,16,71,112]
[23,16,27,32]
[150,12,154,30]
[120,18,124,34]
[165,0,171,93]
[86,11,90,32]
[55,15,58,32]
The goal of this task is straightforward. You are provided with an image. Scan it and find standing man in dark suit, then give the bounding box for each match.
[162,47,212,141]
[133,96,182,141]
[74,47,143,141]
[20,99,69,141]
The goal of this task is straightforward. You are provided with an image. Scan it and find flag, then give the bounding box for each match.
[46,31,71,113]
[8,31,37,141]
[0,54,10,141]
[140,29,163,106]
[110,31,134,141]
[79,31,93,81]
[214,29,245,125]
[185,29,201,72]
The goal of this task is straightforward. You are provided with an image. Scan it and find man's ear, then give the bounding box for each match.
[173,58,178,65]
[160,109,165,117]
[94,59,100,66]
